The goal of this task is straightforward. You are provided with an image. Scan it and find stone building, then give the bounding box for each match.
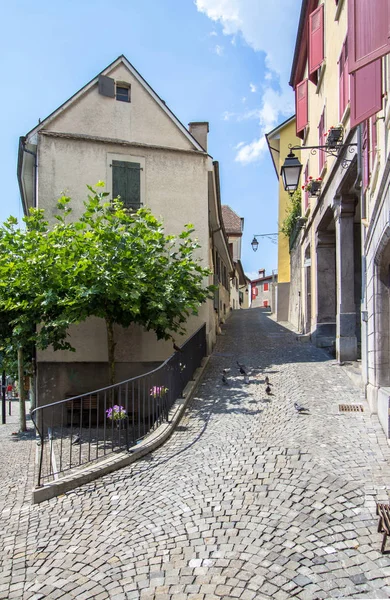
[221,205,248,310]
[17,55,232,404]
[251,270,277,310]
[285,0,390,437]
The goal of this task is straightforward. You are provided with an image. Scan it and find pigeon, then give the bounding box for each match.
[173,343,183,353]
[265,385,272,395]
[237,360,246,370]
[72,434,81,445]
[264,375,271,385]
[222,375,230,386]
[238,365,247,375]
[294,402,309,413]
[222,368,230,374]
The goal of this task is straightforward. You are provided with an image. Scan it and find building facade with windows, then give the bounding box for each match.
[221,205,248,310]
[288,0,390,437]
[251,270,277,309]
[18,55,232,404]
[266,116,302,326]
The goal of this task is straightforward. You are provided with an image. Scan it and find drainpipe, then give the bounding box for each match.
[20,137,38,208]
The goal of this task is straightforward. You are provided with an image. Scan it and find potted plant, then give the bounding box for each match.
[326,124,343,148]
[106,404,127,428]
[302,176,322,197]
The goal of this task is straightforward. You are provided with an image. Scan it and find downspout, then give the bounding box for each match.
[20,137,38,209]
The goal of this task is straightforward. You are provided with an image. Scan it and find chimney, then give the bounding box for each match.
[188,122,209,151]
[258,269,265,278]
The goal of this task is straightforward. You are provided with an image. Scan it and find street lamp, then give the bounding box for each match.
[251,233,278,252]
[280,150,303,193]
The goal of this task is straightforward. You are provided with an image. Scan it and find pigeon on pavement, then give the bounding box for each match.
[294,402,309,413]
[265,385,272,395]
[264,375,271,385]
[72,434,81,445]
[222,375,230,386]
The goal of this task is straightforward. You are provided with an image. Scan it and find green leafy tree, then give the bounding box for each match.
[61,184,213,384]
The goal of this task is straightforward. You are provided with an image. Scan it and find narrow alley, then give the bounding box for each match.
[2,308,390,600]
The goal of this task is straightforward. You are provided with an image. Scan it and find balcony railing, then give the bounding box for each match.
[31,324,206,487]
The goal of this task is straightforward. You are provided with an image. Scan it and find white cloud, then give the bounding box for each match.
[195,0,300,164]
[215,44,224,56]
[235,141,245,149]
[222,110,235,121]
[249,83,257,93]
[242,96,247,103]
[209,30,218,36]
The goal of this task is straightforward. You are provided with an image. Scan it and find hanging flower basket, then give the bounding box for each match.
[302,177,322,197]
[326,125,343,149]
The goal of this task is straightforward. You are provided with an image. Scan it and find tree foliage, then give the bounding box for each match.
[0,184,213,397]
[280,189,302,240]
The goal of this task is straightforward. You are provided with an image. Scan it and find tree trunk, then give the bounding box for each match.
[106,319,116,386]
[18,347,27,432]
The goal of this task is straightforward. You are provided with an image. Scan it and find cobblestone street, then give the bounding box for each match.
[2,308,390,599]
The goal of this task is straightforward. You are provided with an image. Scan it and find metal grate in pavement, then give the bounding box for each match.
[339,404,364,413]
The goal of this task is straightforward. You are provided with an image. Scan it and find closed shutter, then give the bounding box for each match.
[296,79,308,136]
[309,4,324,75]
[348,0,390,73]
[112,161,141,209]
[350,59,382,127]
[264,283,269,292]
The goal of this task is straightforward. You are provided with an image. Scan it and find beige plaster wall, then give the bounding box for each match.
[36,134,211,363]
[49,63,194,152]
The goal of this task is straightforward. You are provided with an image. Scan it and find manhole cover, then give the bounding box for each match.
[339,404,364,413]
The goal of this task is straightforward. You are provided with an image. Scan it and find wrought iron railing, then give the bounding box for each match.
[31,324,206,487]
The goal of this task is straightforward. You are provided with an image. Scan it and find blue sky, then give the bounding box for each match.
[1,0,300,279]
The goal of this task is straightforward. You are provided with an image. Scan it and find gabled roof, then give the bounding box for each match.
[25,55,206,153]
[221,205,243,235]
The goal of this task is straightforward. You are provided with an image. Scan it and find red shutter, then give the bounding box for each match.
[350,59,382,127]
[309,4,324,75]
[348,0,390,73]
[362,120,370,189]
[264,283,269,292]
[296,79,308,135]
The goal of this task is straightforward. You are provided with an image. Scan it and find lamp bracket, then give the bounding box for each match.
[288,142,357,167]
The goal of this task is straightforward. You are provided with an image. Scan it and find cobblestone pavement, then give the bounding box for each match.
[2,308,390,599]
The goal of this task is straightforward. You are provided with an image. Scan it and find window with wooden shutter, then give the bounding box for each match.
[318,109,326,173]
[264,283,269,292]
[296,79,308,137]
[112,160,141,210]
[309,4,324,76]
[350,59,382,127]
[339,37,350,120]
[348,0,390,73]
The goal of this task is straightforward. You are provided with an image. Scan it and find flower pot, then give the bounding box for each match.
[326,127,343,149]
[308,181,321,197]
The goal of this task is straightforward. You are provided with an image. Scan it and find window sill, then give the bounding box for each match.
[315,62,326,94]
[385,101,390,129]
[335,0,345,21]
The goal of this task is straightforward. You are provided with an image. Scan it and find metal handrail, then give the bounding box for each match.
[31,323,206,487]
